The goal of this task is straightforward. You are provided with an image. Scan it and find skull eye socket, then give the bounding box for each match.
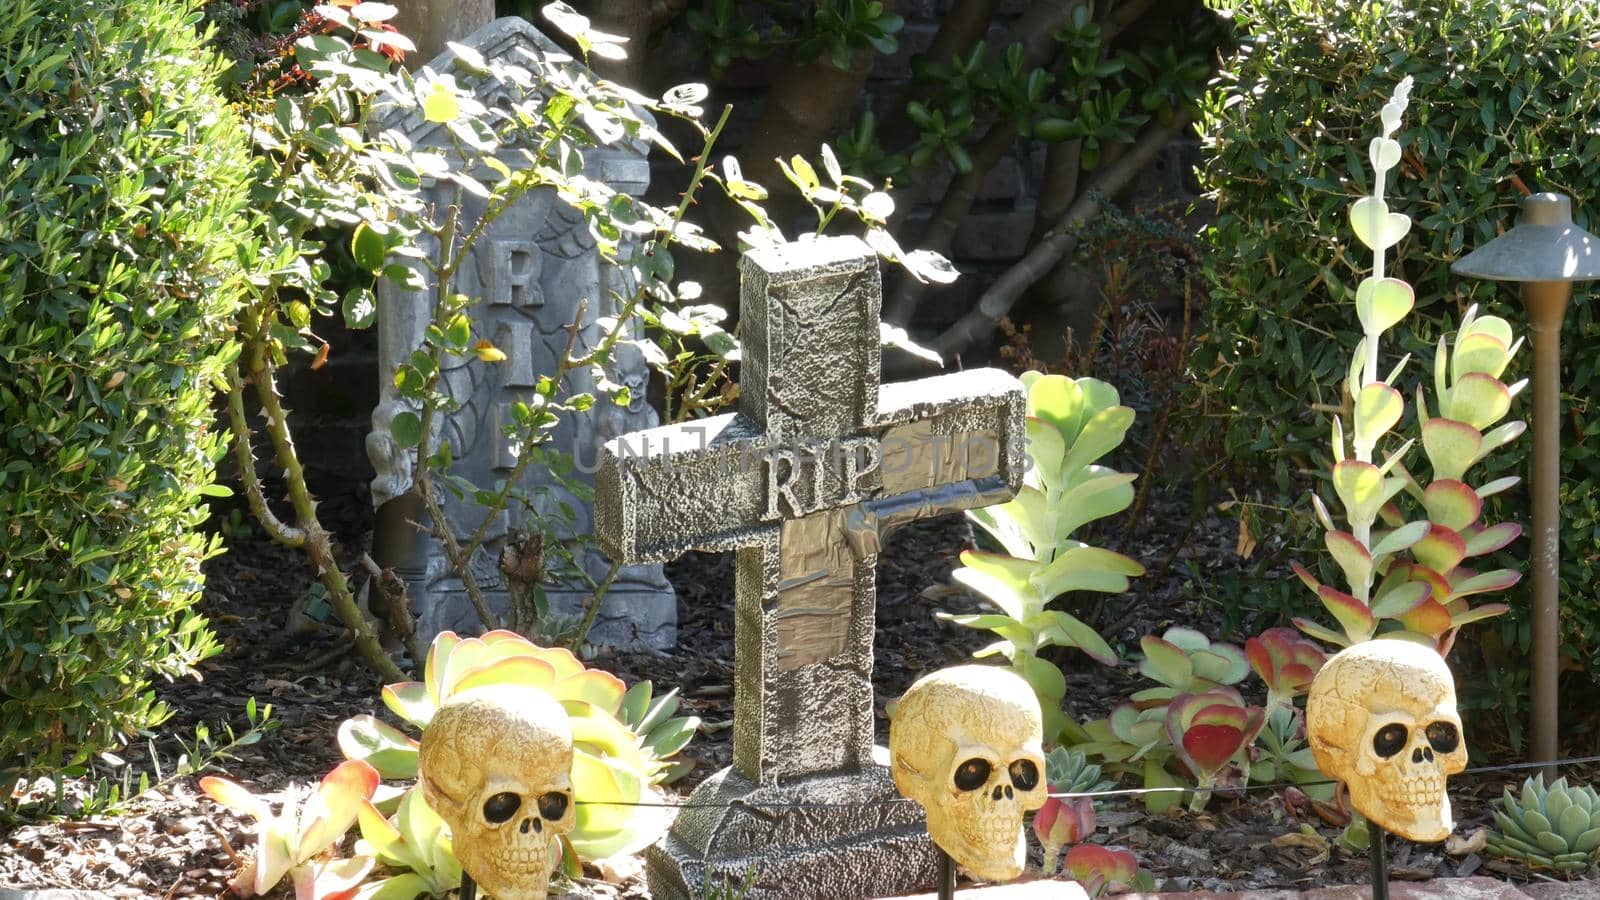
[483,791,522,824]
[537,790,570,821]
[1373,723,1408,758]
[1008,759,1040,791]
[953,758,992,791]
[1425,721,1460,754]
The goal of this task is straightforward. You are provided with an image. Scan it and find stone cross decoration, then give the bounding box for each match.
[596,236,1026,899]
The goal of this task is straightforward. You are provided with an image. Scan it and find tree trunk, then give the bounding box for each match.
[392,0,495,67]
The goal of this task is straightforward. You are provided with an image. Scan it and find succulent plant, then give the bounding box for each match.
[1486,775,1600,874]
[944,373,1143,741]
[1132,626,1249,705]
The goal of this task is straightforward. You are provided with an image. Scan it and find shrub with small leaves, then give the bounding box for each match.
[1195,0,1600,679]
[0,0,249,782]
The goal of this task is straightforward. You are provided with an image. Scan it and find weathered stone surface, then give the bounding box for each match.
[1122,878,1539,899]
[875,879,1092,899]
[596,235,1027,898]
[1522,881,1600,898]
[0,892,115,900]
[367,18,675,650]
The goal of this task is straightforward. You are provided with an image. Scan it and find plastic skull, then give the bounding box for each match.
[419,685,575,900]
[889,665,1047,881]
[1306,640,1467,842]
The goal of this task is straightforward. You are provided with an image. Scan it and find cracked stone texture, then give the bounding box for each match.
[366,17,675,650]
[595,236,1027,898]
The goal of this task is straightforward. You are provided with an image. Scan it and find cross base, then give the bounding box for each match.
[646,764,938,900]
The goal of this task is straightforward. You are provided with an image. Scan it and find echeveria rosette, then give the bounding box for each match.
[1164,689,1266,812]
[341,630,686,860]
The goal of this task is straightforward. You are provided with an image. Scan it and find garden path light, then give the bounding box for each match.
[1452,191,1600,779]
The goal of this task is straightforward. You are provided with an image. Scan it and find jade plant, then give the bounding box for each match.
[942,373,1143,740]
[1289,75,1525,652]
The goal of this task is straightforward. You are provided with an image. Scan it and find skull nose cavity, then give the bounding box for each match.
[991,784,1004,802]
[1412,745,1434,764]
[518,817,541,834]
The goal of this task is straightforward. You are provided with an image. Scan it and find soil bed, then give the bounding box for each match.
[0,483,1590,897]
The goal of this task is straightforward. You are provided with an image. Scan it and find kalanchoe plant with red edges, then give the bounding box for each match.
[1290,76,1524,654]
[1131,625,1249,706]
[199,760,381,899]
[1033,748,1115,875]
[1245,626,1327,712]
[1164,689,1266,812]
[1063,844,1140,898]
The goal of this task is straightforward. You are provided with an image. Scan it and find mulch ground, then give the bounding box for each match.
[0,480,1594,897]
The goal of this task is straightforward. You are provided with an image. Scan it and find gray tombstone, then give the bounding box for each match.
[595,235,1027,899]
[367,17,676,650]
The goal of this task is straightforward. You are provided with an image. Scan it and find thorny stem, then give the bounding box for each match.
[225,363,303,547]
[237,312,404,682]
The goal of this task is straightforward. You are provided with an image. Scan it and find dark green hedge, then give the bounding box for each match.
[1194,1,1600,679]
[0,0,252,777]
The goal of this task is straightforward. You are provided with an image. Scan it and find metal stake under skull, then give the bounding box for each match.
[1370,826,1389,900]
[935,846,955,900]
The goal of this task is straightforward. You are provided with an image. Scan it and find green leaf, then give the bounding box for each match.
[952,551,1040,619]
[1422,417,1483,481]
[1446,372,1512,430]
[352,223,386,272]
[390,411,422,449]
[1325,530,1372,593]
[343,287,377,329]
[1026,374,1086,445]
[1036,610,1117,665]
[1353,382,1403,450]
[1056,470,1137,538]
[337,714,419,779]
[1060,405,1135,479]
[422,85,460,123]
[1355,277,1414,335]
[1350,196,1410,251]
[1033,546,1144,600]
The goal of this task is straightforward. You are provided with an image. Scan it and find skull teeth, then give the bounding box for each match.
[1379,775,1444,806]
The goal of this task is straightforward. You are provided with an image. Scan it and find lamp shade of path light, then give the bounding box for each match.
[1451,191,1600,780]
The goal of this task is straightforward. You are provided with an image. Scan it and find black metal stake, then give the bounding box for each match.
[1370,826,1389,900]
[460,871,477,900]
[936,845,955,900]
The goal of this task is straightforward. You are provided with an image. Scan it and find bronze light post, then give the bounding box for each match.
[1452,192,1600,777]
